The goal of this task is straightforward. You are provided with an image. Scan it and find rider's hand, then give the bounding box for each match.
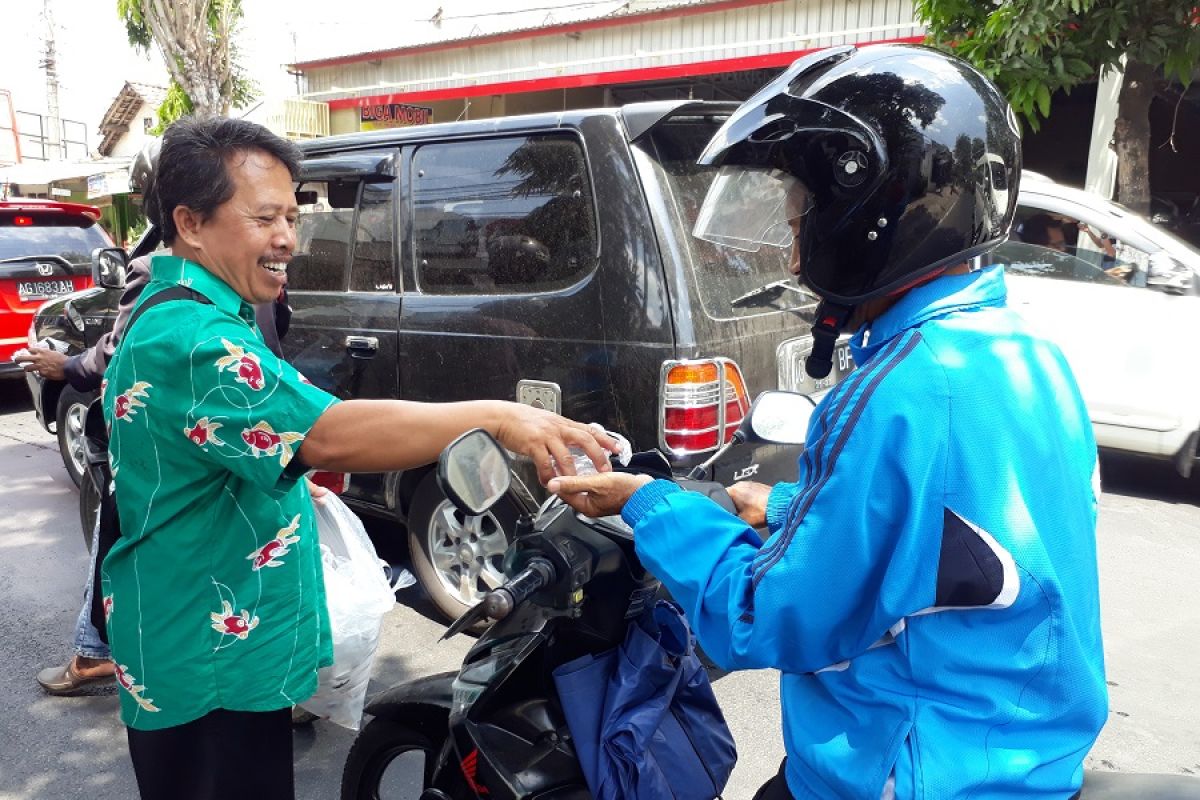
[493,403,620,485]
[726,481,772,527]
[13,345,67,381]
[548,472,653,517]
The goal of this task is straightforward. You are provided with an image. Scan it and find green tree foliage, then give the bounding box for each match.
[914,0,1200,212]
[116,0,256,128]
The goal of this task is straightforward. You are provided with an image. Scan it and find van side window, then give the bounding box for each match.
[412,135,597,295]
[290,178,358,292]
[350,181,396,292]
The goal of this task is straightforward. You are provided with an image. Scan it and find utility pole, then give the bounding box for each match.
[39,0,63,161]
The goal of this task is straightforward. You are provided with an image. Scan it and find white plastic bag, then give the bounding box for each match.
[300,493,397,730]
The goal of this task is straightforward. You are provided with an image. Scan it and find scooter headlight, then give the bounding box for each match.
[450,634,539,718]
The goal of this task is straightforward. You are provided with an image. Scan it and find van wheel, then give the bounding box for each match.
[56,386,93,489]
[407,472,516,626]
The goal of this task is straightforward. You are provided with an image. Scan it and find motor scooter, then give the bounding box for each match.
[340,391,1200,800]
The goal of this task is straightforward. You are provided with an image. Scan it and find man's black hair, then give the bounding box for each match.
[1019,213,1063,247]
[155,116,302,246]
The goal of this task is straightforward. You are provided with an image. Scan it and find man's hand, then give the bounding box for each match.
[493,403,620,485]
[726,481,772,527]
[548,472,653,517]
[12,346,67,381]
[305,477,330,507]
[1104,264,1132,281]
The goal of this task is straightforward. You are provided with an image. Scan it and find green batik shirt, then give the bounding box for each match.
[101,254,339,731]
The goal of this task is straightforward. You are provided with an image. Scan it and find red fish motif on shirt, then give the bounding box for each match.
[103,595,113,623]
[214,338,266,391]
[210,600,259,640]
[247,515,301,570]
[184,416,224,448]
[114,664,160,712]
[113,382,152,422]
[241,421,304,466]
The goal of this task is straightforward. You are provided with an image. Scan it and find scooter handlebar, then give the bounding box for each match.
[482,557,557,620]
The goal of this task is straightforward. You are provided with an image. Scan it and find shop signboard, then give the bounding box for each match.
[87,170,130,199]
[360,103,433,131]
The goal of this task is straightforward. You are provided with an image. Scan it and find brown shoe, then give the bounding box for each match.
[291,705,319,726]
[36,655,115,696]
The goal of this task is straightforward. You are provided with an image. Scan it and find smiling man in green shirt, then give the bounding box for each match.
[102,115,616,800]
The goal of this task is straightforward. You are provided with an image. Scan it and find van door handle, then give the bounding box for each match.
[344,335,379,358]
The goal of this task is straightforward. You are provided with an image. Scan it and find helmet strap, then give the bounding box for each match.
[805,300,855,379]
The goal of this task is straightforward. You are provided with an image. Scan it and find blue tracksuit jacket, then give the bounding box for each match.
[623,267,1107,799]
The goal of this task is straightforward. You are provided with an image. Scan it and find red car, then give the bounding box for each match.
[0,198,110,376]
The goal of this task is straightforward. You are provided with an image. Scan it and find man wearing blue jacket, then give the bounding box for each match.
[550,45,1107,799]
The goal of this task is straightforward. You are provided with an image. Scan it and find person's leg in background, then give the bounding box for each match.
[36,516,115,694]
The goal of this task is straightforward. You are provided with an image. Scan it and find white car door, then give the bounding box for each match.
[995,241,1200,457]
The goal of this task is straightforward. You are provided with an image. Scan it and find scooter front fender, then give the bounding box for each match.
[364,670,455,739]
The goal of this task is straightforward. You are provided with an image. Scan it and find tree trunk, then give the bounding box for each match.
[142,0,232,118]
[1113,60,1156,216]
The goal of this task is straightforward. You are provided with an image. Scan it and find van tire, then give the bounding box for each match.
[56,386,92,489]
[406,472,517,628]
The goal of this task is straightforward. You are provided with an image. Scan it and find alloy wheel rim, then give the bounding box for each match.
[65,401,88,476]
[426,500,507,606]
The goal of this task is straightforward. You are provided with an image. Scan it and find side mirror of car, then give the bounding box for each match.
[91,247,128,290]
[1146,254,1195,296]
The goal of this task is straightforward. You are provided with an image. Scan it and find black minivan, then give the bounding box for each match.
[28,100,855,622]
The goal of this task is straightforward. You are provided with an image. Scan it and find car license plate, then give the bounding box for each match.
[777,337,856,396]
[17,279,74,302]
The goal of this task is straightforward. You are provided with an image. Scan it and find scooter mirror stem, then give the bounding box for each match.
[686,430,747,481]
[508,470,540,516]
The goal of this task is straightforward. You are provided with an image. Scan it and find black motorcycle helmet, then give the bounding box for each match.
[694,44,1021,377]
[128,137,162,225]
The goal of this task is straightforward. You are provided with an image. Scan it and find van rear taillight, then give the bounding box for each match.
[660,358,750,455]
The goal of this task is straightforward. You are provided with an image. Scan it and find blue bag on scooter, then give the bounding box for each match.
[552,600,737,800]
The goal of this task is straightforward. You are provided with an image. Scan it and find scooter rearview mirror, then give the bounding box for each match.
[739,390,815,446]
[686,390,815,481]
[437,429,513,516]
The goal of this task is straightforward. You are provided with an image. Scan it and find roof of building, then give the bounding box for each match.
[291,0,754,69]
[98,82,168,156]
[0,157,131,187]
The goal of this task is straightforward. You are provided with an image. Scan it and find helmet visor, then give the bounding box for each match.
[693,167,802,253]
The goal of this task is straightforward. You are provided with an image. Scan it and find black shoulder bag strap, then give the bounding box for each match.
[112,284,212,349]
[87,285,211,642]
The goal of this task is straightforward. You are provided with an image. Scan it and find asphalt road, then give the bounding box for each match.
[0,379,1197,799]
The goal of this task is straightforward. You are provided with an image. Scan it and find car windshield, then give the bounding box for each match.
[635,118,816,321]
[0,216,109,264]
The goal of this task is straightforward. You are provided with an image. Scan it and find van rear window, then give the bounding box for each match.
[636,121,818,321]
